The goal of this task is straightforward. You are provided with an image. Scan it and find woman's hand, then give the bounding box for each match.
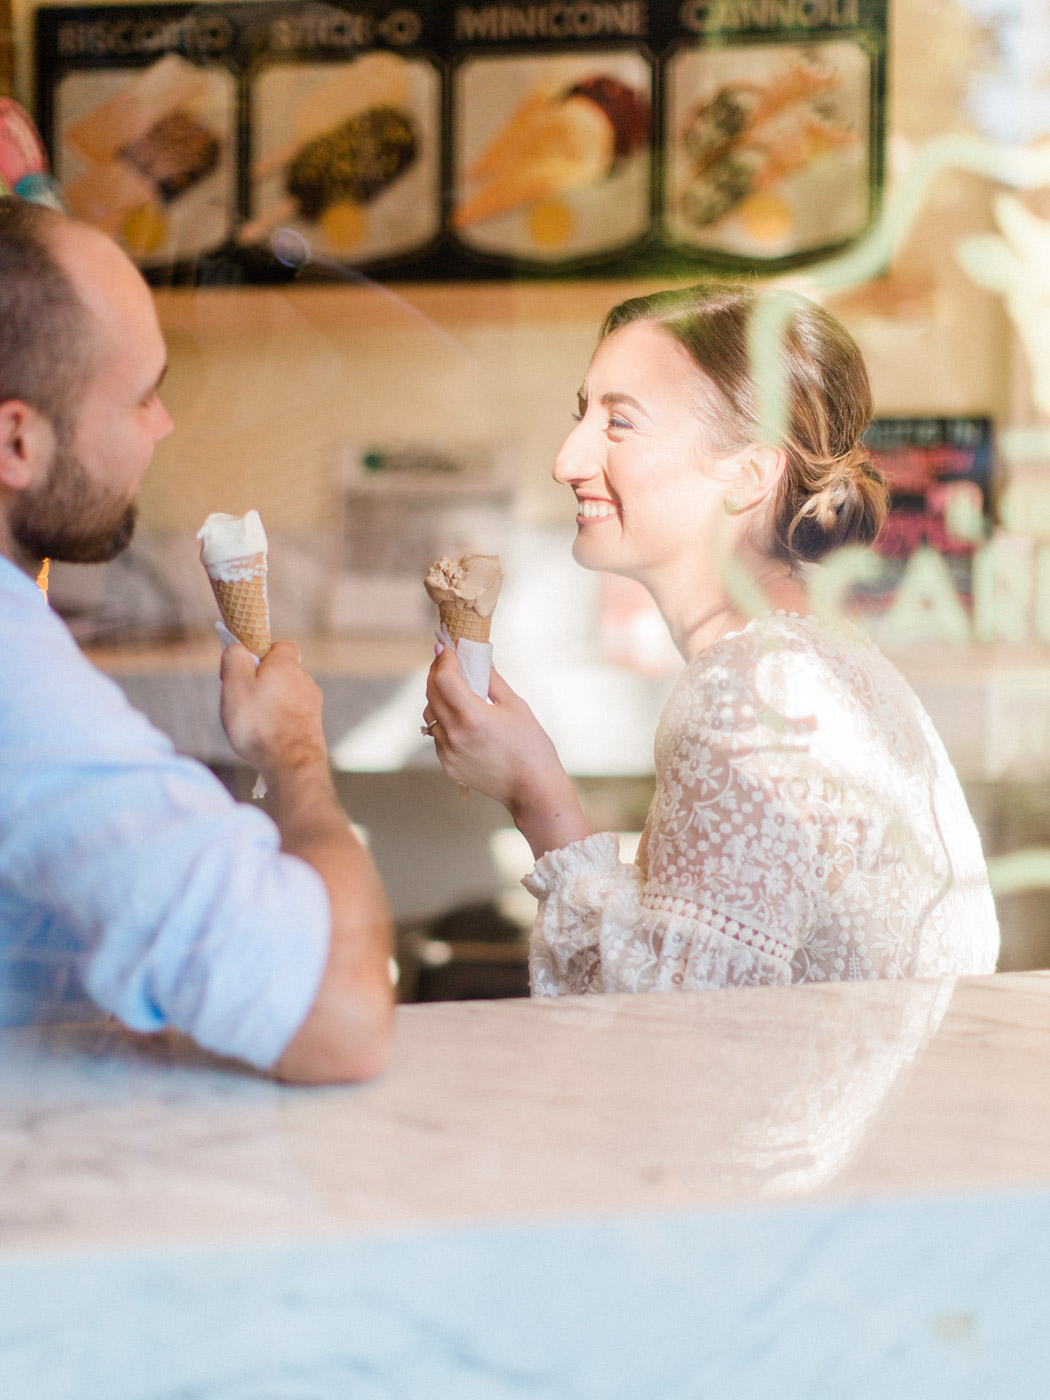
[423,647,592,859]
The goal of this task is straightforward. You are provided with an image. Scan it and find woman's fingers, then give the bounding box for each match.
[485,665,517,704]
[427,647,490,724]
[426,648,457,708]
[422,651,535,799]
[424,653,477,756]
[430,645,467,695]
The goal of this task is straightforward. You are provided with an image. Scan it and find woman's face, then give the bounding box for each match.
[553,321,735,581]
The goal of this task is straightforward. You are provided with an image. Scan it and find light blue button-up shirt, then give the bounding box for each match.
[0,554,330,1069]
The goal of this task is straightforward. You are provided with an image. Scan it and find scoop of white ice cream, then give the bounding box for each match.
[424,553,503,617]
[197,511,267,570]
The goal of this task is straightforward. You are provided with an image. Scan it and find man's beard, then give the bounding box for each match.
[10,431,138,565]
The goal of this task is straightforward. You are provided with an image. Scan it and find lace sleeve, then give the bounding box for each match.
[524,635,830,997]
[524,832,643,996]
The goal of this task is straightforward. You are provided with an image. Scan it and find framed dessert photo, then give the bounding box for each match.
[663,39,876,265]
[451,51,654,270]
[50,52,237,266]
[245,50,442,267]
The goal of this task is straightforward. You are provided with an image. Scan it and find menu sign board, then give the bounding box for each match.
[858,417,994,614]
[35,0,887,282]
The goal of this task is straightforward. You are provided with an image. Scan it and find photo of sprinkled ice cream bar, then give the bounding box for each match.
[452,52,652,264]
[245,52,441,263]
[53,53,236,264]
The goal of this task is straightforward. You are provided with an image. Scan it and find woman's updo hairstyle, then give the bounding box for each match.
[600,282,887,566]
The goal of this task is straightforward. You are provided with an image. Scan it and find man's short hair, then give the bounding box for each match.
[0,197,95,435]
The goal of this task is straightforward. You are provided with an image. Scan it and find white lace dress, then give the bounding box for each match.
[525,613,999,996]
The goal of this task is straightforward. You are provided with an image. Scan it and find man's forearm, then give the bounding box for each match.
[217,644,395,1081]
[268,752,395,1084]
[268,746,352,850]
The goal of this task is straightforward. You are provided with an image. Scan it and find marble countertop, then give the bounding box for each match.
[7,975,1050,1399]
[6,973,1050,1256]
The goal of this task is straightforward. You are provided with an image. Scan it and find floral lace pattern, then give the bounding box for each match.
[525,614,1000,998]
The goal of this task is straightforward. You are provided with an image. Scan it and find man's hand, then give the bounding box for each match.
[220,638,394,1084]
[220,641,326,781]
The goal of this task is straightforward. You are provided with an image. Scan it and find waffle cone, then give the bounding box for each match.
[206,552,271,658]
[439,599,491,645]
[454,97,613,228]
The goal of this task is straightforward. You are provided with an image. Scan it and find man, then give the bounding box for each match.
[0,197,394,1083]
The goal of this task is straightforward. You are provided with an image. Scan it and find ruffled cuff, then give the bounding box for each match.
[523,830,622,902]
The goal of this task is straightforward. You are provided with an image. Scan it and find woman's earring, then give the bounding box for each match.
[724,493,741,515]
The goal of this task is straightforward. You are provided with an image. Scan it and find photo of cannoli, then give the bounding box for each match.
[453,54,652,264]
[665,43,870,259]
[54,54,235,263]
[246,53,440,262]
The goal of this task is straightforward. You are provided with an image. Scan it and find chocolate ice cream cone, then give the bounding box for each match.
[438,599,492,645]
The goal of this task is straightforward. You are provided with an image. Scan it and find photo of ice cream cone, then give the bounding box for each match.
[197,511,272,659]
[454,73,649,230]
[453,53,651,263]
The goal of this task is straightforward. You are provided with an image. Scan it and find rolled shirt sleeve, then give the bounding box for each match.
[0,563,331,1069]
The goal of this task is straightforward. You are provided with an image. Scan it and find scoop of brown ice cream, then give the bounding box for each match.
[424,554,503,618]
[567,76,651,160]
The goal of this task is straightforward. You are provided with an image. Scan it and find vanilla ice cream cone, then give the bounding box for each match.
[207,556,271,658]
[197,511,272,659]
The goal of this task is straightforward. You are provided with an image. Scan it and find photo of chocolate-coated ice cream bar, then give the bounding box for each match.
[54,54,235,264]
[452,52,652,266]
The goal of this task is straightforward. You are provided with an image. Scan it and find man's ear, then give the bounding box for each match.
[0,400,56,491]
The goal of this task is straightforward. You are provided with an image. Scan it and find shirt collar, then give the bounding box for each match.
[0,551,51,607]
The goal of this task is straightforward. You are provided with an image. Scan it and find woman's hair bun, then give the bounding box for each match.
[777,446,887,564]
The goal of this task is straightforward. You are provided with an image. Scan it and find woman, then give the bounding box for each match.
[423,283,1000,995]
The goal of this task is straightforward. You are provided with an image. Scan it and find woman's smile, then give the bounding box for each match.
[576,496,620,521]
